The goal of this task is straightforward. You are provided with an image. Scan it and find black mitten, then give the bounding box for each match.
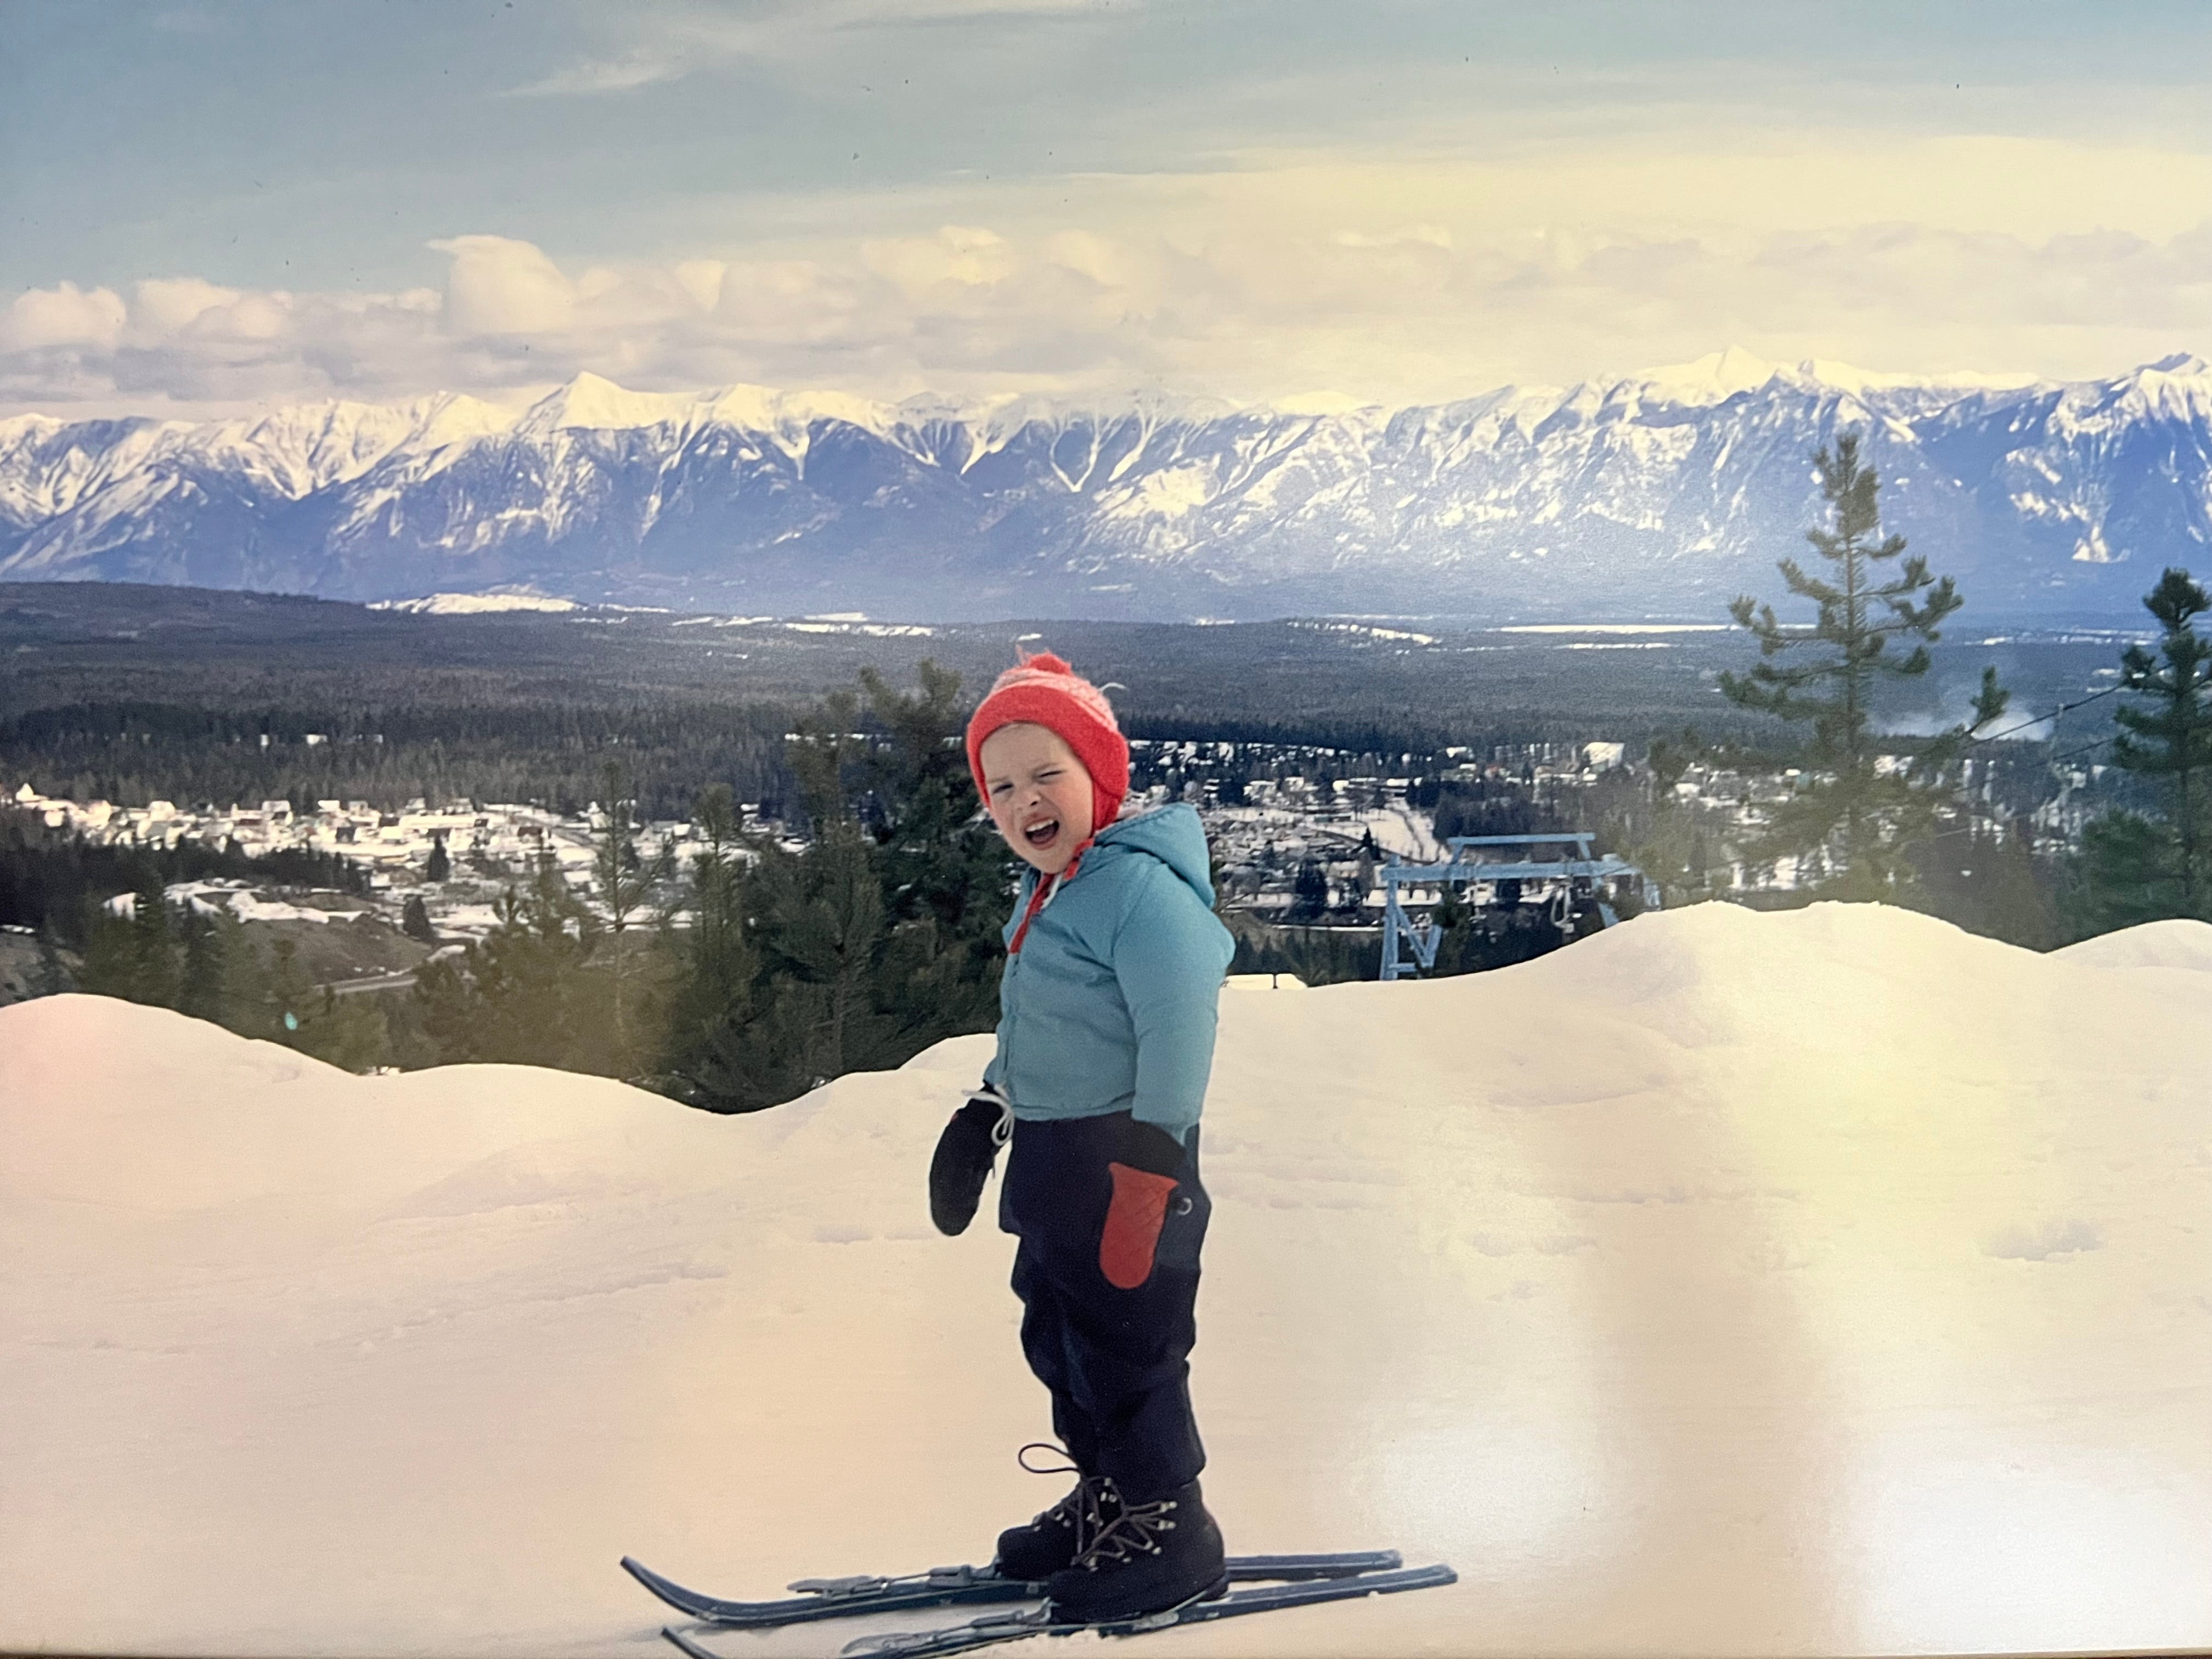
[929,1086,1012,1235]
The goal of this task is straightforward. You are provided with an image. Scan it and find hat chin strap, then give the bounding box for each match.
[1007,834,1094,955]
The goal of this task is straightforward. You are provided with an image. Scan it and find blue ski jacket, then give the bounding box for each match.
[982,803,1235,1143]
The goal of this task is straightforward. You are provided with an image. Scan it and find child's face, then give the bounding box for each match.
[979,722,1095,876]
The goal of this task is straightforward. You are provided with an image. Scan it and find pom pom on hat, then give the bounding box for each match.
[964,651,1129,833]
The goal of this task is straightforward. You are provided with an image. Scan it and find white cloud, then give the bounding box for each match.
[861,226,1015,291]
[128,277,243,340]
[507,48,690,98]
[1334,224,1453,251]
[507,0,1118,97]
[8,127,2212,418]
[0,282,127,352]
[1042,229,1143,291]
[674,260,727,312]
[429,235,577,335]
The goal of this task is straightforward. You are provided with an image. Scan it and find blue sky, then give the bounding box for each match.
[4,0,2210,415]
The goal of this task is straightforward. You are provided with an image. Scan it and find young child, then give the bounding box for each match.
[928,651,1237,1623]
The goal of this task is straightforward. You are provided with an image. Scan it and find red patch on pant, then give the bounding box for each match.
[1100,1163,1178,1289]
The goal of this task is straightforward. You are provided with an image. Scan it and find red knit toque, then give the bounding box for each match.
[964,651,1128,833]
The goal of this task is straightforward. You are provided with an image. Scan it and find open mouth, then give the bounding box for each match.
[1022,817,1060,849]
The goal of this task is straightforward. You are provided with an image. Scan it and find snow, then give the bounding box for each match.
[783,620,936,637]
[519,373,702,436]
[1102,462,1216,520]
[2109,354,2212,424]
[1798,359,2046,397]
[2050,916,2212,974]
[1627,351,2052,409]
[7,354,2210,615]
[1348,804,1444,862]
[1497,623,1732,634]
[369,590,581,614]
[1291,620,1440,646]
[3,902,2210,1658]
[708,383,898,442]
[164,879,373,924]
[408,390,522,449]
[1630,346,1781,406]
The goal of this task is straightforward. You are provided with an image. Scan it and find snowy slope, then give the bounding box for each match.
[2,902,2209,1658]
[4,356,2211,618]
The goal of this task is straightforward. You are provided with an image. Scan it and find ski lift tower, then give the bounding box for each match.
[1378,833,1662,981]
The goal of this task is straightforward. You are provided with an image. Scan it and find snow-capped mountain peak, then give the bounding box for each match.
[1633,345,1782,405]
[517,373,702,437]
[2102,354,2212,424]
[2143,352,2210,378]
[3,351,2209,618]
[405,391,521,450]
[706,382,897,438]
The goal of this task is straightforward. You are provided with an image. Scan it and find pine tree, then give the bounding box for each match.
[1720,432,2006,900]
[75,879,182,1008]
[764,818,890,1084]
[1623,727,1711,905]
[292,984,392,1073]
[32,922,71,996]
[410,950,478,1062]
[853,662,1009,1037]
[127,873,179,1008]
[176,899,228,1024]
[269,935,313,1040]
[212,903,278,1038]
[2066,568,2212,932]
[654,784,759,1098]
[411,849,600,1067]
[1645,728,1701,799]
[707,693,895,1101]
[659,662,1014,1112]
[591,759,677,1078]
[74,894,140,1002]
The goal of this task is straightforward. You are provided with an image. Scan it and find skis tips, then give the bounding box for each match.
[623,1556,726,1619]
[660,1625,722,1659]
[621,1556,681,1599]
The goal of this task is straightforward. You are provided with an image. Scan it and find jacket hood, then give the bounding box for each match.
[1091,803,1216,907]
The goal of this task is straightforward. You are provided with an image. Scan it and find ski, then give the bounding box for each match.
[656,1564,1458,1659]
[620,1548,1402,1630]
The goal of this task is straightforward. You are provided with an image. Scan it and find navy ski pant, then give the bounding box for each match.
[998,1112,1210,1504]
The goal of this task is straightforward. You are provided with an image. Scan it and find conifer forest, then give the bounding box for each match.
[4,438,2204,1104]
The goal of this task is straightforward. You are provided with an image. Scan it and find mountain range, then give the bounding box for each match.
[3,347,2209,622]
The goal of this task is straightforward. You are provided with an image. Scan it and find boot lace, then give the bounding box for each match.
[1016,1442,1120,1556]
[1069,1492,1178,1571]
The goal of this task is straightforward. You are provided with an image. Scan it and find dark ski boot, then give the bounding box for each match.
[1043,1479,1227,1624]
[993,1447,1121,1581]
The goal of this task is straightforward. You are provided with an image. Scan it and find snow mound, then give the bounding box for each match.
[2051,916,2212,974]
[3,903,2209,1659]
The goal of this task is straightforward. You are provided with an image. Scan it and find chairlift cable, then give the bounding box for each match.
[1961,681,2125,751]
